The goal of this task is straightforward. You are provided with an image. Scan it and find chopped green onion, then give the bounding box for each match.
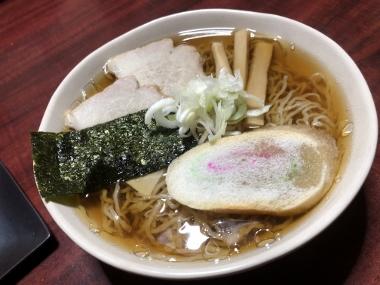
[145,69,271,143]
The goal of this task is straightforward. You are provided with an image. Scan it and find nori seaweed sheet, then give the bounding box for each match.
[31,110,196,197]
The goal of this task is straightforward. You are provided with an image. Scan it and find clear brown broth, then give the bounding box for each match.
[76,28,352,261]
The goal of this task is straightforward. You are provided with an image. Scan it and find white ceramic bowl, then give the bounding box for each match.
[38,9,378,279]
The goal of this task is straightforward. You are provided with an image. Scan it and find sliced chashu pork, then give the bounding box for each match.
[107,38,204,96]
[65,76,165,195]
[65,76,163,130]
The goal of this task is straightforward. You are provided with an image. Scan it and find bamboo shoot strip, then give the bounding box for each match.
[211,42,232,76]
[246,41,273,125]
[233,29,249,88]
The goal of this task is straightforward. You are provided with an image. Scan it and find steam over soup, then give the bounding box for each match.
[31,28,352,262]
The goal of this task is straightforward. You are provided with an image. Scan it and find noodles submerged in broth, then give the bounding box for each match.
[77,29,350,262]
[80,178,290,262]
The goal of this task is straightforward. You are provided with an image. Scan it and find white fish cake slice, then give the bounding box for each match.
[65,76,163,130]
[107,38,204,96]
[166,126,339,216]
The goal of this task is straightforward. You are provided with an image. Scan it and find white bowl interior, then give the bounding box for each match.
[39,9,377,279]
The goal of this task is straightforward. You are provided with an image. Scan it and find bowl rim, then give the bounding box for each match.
[38,8,378,279]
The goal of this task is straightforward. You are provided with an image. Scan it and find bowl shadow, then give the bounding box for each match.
[100,190,366,285]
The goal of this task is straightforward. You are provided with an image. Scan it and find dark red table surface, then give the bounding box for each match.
[1,0,379,284]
